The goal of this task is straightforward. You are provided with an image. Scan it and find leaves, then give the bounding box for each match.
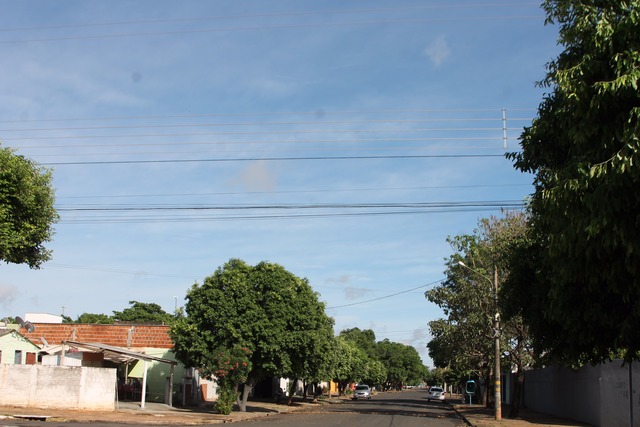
[169,258,335,411]
[0,145,58,268]
[508,0,640,365]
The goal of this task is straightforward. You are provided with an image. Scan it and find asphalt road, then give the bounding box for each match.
[0,389,466,427]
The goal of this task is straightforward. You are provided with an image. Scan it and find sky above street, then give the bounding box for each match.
[0,1,560,366]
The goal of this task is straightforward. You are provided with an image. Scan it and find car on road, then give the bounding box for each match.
[427,386,445,402]
[353,384,372,400]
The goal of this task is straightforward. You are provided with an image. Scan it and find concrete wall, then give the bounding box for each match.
[525,360,640,427]
[0,364,116,410]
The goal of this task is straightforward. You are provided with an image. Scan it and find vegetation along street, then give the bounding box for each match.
[1,1,639,426]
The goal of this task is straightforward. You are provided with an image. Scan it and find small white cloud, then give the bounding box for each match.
[344,286,371,301]
[0,285,19,310]
[424,35,451,67]
[325,274,351,284]
[233,160,277,192]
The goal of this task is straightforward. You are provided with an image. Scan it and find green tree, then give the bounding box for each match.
[331,336,368,395]
[282,285,335,401]
[0,146,58,268]
[170,259,334,412]
[338,328,389,388]
[377,339,425,390]
[75,313,115,324]
[507,1,640,365]
[427,212,534,415]
[339,328,378,359]
[112,301,174,324]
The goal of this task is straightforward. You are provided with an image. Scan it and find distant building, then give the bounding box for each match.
[24,313,63,324]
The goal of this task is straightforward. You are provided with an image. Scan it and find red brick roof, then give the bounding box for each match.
[20,323,173,349]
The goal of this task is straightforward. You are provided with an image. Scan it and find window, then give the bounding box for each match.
[14,350,22,364]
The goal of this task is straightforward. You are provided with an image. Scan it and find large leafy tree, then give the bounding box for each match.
[331,336,368,395]
[377,339,425,390]
[427,212,534,415]
[112,301,174,325]
[281,282,335,401]
[75,313,115,324]
[339,328,378,359]
[508,1,640,365]
[338,328,390,388]
[170,259,333,412]
[0,146,58,268]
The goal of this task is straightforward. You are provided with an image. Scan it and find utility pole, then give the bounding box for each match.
[458,261,502,421]
[494,266,502,421]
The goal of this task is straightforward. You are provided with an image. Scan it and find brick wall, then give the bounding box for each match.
[20,324,173,349]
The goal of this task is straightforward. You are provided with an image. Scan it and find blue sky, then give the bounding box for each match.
[0,1,560,366]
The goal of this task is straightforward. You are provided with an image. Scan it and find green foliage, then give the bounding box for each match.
[170,259,334,411]
[335,328,425,389]
[331,336,368,393]
[377,339,425,389]
[214,383,236,415]
[508,1,640,365]
[339,328,378,359]
[112,301,174,325]
[0,146,58,268]
[427,212,535,410]
[75,313,115,324]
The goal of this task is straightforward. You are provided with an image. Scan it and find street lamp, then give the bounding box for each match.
[458,260,502,421]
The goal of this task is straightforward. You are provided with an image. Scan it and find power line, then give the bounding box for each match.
[57,204,525,224]
[54,183,529,200]
[0,119,510,132]
[0,3,541,33]
[40,153,507,166]
[0,108,535,124]
[1,16,543,45]
[326,279,444,309]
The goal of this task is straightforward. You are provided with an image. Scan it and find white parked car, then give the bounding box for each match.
[427,386,445,402]
[353,384,372,400]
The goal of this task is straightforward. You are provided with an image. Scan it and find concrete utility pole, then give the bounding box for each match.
[493,266,501,421]
[458,261,502,421]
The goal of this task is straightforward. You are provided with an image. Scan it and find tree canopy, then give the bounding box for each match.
[507,1,640,365]
[427,212,534,414]
[0,146,58,268]
[112,301,174,324]
[170,259,334,412]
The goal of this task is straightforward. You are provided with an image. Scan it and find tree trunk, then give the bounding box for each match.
[302,379,308,401]
[287,378,297,405]
[238,378,254,412]
[482,367,491,407]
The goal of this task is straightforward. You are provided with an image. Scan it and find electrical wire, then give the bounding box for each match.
[326,279,444,309]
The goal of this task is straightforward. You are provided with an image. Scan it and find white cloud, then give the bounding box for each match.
[0,285,19,310]
[344,286,371,301]
[232,160,277,192]
[325,274,351,284]
[424,35,451,67]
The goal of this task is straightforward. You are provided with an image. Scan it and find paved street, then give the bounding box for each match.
[0,389,465,427]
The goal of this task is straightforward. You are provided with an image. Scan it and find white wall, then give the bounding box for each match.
[0,364,115,410]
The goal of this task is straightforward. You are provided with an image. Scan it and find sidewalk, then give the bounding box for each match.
[449,394,591,427]
[0,395,591,426]
[0,399,311,425]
